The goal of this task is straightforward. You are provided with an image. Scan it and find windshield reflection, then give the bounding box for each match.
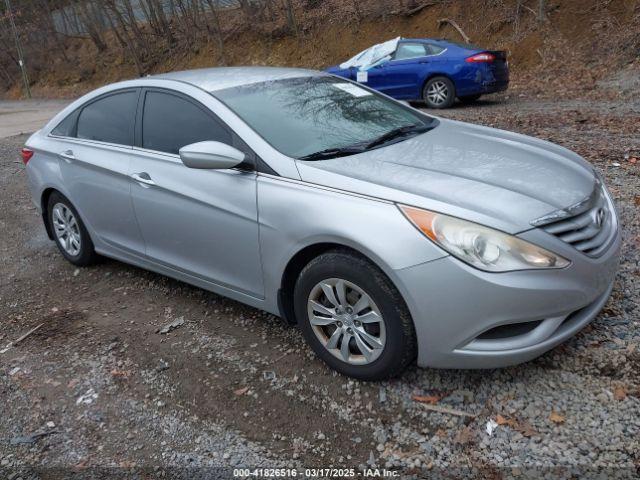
[214,76,433,158]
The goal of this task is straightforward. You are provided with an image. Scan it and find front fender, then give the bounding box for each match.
[256,174,447,313]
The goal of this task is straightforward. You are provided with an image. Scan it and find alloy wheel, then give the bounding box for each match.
[52,202,81,256]
[307,278,386,365]
[426,80,449,106]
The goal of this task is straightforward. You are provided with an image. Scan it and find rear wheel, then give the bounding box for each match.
[294,250,417,380]
[423,76,455,109]
[459,94,482,104]
[47,192,98,266]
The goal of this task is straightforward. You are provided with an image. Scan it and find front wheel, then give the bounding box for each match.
[423,76,455,109]
[293,250,417,380]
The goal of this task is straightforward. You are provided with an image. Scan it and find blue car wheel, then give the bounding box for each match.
[423,76,455,109]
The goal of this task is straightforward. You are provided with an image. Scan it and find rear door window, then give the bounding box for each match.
[141,91,232,155]
[394,43,428,60]
[76,91,138,145]
[426,44,446,55]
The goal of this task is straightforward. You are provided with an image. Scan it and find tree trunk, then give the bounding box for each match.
[283,0,298,37]
[204,0,226,65]
[538,0,546,23]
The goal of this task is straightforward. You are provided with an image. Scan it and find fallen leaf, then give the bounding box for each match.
[549,411,565,424]
[412,394,442,404]
[234,386,249,396]
[110,369,130,378]
[634,196,640,207]
[454,425,475,444]
[514,420,537,437]
[496,414,510,425]
[613,386,627,401]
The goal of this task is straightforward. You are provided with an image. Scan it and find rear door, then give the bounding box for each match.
[54,89,146,255]
[129,89,263,297]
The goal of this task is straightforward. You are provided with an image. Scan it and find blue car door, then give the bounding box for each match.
[356,60,391,94]
[380,42,433,99]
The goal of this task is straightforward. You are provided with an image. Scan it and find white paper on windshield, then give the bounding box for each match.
[356,70,368,83]
[333,83,372,97]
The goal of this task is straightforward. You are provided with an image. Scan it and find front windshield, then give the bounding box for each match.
[213,76,436,159]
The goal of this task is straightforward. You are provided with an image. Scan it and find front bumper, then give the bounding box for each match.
[393,224,621,369]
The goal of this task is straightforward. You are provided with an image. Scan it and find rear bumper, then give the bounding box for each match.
[480,79,509,94]
[457,79,509,97]
[393,225,621,369]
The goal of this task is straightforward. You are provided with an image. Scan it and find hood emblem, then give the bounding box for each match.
[594,208,605,228]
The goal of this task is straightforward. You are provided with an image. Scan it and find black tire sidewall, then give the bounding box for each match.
[423,76,455,109]
[47,192,97,266]
[294,251,416,380]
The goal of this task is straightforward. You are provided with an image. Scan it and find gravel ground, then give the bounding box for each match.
[0,94,639,479]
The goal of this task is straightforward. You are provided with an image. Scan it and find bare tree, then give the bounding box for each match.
[74,0,107,51]
[283,0,298,37]
[204,0,226,64]
[538,0,546,23]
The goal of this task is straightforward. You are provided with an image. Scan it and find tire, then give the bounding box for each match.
[47,192,98,266]
[422,76,455,109]
[293,250,417,381]
[459,94,482,104]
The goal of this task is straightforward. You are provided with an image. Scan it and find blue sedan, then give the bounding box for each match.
[326,38,509,108]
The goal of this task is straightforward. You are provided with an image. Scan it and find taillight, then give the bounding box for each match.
[466,53,496,63]
[21,148,34,164]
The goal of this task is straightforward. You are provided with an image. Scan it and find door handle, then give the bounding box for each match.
[59,150,74,163]
[131,172,156,187]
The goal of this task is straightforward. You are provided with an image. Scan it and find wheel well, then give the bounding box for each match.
[40,188,57,240]
[278,243,377,325]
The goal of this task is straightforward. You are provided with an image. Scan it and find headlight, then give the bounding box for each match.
[399,205,570,272]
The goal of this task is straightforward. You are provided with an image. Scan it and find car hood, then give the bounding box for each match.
[295,118,596,233]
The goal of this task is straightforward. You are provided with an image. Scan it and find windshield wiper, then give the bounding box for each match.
[298,145,366,161]
[297,122,434,161]
[364,123,432,150]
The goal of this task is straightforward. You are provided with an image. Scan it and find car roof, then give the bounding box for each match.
[153,66,324,92]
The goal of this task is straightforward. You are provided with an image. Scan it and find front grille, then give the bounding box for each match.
[541,185,615,257]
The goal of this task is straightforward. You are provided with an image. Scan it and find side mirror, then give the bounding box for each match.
[179,141,245,170]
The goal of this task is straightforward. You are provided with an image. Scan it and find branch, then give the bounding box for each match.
[437,18,471,43]
[391,1,436,16]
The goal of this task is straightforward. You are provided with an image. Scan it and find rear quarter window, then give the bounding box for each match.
[51,110,79,137]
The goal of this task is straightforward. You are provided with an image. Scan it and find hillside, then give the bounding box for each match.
[2,0,639,99]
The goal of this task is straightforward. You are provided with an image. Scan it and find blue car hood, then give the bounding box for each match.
[295,118,596,233]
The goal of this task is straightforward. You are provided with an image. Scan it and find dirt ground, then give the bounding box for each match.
[1,94,639,479]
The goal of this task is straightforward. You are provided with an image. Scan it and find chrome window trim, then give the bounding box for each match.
[46,134,134,151]
[389,46,447,63]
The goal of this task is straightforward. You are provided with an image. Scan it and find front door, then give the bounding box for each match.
[129,89,263,297]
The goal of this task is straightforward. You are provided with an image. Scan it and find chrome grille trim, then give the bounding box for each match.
[538,184,616,258]
[530,178,601,227]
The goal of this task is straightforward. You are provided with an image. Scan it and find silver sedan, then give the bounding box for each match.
[22,67,620,380]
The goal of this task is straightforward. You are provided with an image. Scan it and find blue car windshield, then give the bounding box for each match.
[214,76,436,159]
